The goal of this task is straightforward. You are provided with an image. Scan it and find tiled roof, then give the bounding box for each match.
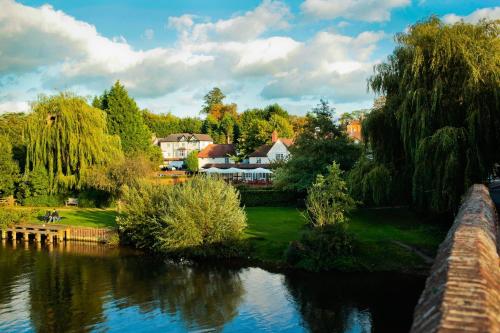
[202,163,271,169]
[198,144,236,158]
[157,133,213,143]
[279,138,294,147]
[248,144,272,157]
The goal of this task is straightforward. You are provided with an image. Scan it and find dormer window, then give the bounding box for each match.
[276,153,284,161]
[256,158,261,164]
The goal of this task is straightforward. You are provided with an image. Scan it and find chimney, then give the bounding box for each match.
[271,130,278,143]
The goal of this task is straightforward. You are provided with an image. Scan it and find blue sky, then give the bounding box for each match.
[1,0,498,117]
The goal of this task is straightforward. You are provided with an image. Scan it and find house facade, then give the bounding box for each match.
[157,133,213,161]
[248,133,293,164]
[346,120,362,142]
[198,144,236,168]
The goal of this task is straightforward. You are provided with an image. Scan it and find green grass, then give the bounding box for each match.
[16,207,118,229]
[244,207,307,262]
[12,205,447,272]
[244,206,447,272]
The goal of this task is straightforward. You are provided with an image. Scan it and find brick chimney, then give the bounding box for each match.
[271,130,278,143]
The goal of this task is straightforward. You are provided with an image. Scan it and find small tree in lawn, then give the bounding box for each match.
[305,162,356,228]
[185,151,199,172]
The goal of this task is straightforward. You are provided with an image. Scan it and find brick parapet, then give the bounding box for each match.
[410,184,500,333]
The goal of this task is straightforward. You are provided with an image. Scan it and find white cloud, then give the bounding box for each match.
[0,0,381,113]
[301,0,410,22]
[142,28,154,40]
[0,100,29,113]
[443,7,500,24]
[168,0,291,42]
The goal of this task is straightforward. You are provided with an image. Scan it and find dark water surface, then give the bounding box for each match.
[0,241,424,332]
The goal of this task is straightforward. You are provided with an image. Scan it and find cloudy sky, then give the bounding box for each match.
[0,0,498,117]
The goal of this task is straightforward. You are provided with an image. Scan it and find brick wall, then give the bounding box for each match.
[410,184,500,333]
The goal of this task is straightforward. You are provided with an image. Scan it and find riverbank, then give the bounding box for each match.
[6,205,446,273]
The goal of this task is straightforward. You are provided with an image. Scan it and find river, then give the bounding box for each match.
[0,241,424,332]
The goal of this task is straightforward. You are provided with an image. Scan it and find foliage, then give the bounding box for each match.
[348,157,394,206]
[93,81,152,154]
[362,18,500,214]
[285,224,355,272]
[16,166,50,201]
[0,113,28,171]
[25,93,123,193]
[201,87,226,114]
[22,195,65,207]
[185,150,199,172]
[118,176,247,256]
[0,135,19,196]
[274,100,361,192]
[304,163,356,227]
[143,110,203,137]
[0,208,31,229]
[84,154,154,198]
[237,187,303,207]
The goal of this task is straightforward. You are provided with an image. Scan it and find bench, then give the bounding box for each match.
[65,198,79,207]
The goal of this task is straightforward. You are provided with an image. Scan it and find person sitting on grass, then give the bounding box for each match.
[43,210,51,222]
[49,209,61,223]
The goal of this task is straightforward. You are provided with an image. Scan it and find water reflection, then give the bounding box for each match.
[0,241,423,332]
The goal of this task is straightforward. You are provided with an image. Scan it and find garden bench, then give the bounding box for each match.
[65,198,79,207]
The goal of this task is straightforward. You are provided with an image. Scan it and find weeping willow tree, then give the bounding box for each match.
[25,93,123,193]
[352,17,500,214]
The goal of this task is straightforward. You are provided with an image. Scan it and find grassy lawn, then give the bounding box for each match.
[245,207,307,262]
[10,205,447,272]
[15,207,118,229]
[244,206,447,271]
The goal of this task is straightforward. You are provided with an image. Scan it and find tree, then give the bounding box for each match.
[0,135,19,196]
[274,100,361,192]
[0,113,28,171]
[357,17,500,214]
[185,151,199,172]
[25,93,123,193]
[305,162,356,228]
[202,87,226,114]
[94,81,152,154]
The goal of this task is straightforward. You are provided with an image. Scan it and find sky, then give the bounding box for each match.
[0,0,499,117]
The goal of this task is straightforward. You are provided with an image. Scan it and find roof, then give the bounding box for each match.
[157,133,213,143]
[279,138,294,147]
[202,163,271,169]
[248,144,273,157]
[198,144,236,158]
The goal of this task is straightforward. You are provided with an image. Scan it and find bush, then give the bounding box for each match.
[77,189,112,208]
[22,194,65,207]
[118,176,247,257]
[0,208,31,230]
[285,224,355,272]
[238,187,303,207]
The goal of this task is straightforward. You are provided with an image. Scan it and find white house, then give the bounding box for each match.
[198,144,236,168]
[157,133,213,167]
[248,132,293,165]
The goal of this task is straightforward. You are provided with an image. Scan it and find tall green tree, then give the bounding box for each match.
[0,135,19,196]
[201,87,226,114]
[25,93,123,192]
[0,113,28,171]
[94,81,152,154]
[355,18,500,214]
[274,100,361,192]
[185,151,199,172]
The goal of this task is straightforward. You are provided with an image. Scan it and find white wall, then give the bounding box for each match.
[267,140,291,163]
[160,140,212,159]
[248,156,271,164]
[199,157,234,168]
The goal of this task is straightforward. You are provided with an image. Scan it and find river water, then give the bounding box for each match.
[0,241,424,332]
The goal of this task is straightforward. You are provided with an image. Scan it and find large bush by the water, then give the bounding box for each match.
[117,176,247,256]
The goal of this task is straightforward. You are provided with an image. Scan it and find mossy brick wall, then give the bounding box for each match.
[410,184,500,333]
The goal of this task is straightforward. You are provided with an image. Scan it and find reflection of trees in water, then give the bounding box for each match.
[0,243,244,332]
[284,272,424,333]
[111,258,244,330]
[0,244,33,307]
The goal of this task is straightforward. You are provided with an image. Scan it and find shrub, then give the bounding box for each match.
[118,176,247,257]
[22,194,65,207]
[185,150,199,172]
[0,208,31,230]
[285,224,355,272]
[238,187,303,207]
[305,162,356,227]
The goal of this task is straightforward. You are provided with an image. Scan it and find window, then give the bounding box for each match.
[276,153,284,161]
[256,158,261,164]
[225,157,230,164]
